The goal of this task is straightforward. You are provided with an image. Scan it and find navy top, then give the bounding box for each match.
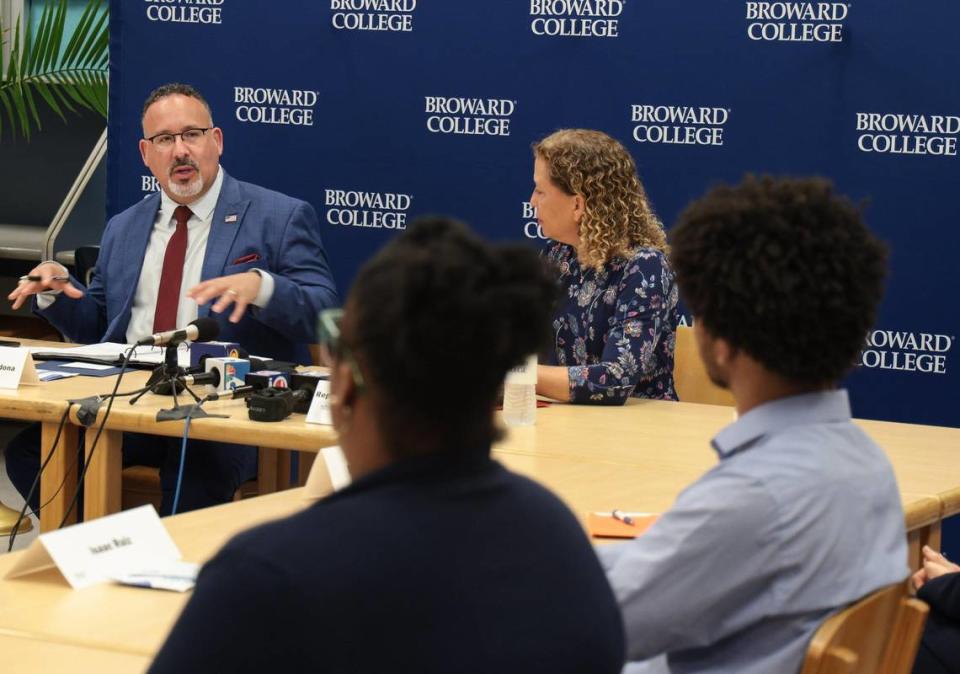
[150,450,625,674]
[913,572,960,674]
[543,242,679,404]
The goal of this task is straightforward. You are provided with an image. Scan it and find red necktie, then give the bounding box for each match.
[152,205,192,334]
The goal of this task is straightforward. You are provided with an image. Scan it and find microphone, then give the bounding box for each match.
[204,385,255,402]
[137,317,220,347]
[180,369,221,387]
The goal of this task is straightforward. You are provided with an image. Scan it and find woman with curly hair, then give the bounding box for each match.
[531,129,679,404]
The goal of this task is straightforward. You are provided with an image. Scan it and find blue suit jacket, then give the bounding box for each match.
[37,171,338,364]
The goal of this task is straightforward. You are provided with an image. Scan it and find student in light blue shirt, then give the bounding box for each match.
[599,175,909,673]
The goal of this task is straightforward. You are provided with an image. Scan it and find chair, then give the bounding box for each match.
[800,582,929,674]
[672,325,735,406]
[72,244,100,286]
[121,448,283,512]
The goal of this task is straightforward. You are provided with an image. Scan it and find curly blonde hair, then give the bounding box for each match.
[533,129,666,269]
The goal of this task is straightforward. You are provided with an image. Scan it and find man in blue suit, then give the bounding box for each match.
[5,83,338,515]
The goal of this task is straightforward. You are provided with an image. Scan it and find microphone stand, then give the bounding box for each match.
[129,342,203,411]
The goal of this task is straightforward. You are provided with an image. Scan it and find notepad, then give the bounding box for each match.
[587,511,659,539]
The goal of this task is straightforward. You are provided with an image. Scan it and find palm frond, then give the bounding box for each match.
[0,0,108,140]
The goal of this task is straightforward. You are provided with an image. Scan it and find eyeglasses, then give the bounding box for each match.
[144,127,213,148]
[318,308,365,391]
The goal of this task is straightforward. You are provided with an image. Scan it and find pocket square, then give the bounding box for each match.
[231,253,261,265]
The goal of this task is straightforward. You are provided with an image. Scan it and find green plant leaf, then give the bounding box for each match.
[62,0,99,67]
[33,79,66,123]
[6,14,22,81]
[46,0,69,73]
[0,0,108,140]
[0,89,12,137]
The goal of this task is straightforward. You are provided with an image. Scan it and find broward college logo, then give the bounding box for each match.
[860,330,953,375]
[325,189,413,230]
[855,113,960,156]
[141,176,161,194]
[630,105,729,146]
[234,88,318,127]
[425,97,515,137]
[745,2,849,42]
[330,0,416,32]
[529,0,625,38]
[145,0,224,25]
[522,202,547,240]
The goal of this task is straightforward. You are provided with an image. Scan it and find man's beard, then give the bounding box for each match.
[168,160,204,199]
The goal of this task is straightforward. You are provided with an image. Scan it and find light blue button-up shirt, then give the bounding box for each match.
[598,390,908,673]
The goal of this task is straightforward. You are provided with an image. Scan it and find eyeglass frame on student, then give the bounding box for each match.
[318,308,366,391]
[144,127,214,148]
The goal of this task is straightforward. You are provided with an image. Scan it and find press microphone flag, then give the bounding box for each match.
[136,317,220,347]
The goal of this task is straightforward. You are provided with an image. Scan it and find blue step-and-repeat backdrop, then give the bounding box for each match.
[108,0,960,430]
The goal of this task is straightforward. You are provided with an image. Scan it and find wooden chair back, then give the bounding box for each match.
[800,582,929,674]
[673,326,735,406]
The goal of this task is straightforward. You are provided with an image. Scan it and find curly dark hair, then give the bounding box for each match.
[346,217,558,456]
[142,83,213,122]
[670,175,888,385]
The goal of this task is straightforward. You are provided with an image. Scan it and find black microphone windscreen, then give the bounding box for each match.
[190,317,220,343]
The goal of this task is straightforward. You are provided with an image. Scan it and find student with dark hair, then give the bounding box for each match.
[599,176,908,673]
[150,217,626,674]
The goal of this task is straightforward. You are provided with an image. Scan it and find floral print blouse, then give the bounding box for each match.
[543,242,679,404]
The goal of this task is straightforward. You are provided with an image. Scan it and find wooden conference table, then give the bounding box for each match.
[0,351,957,547]
[0,633,150,674]
[0,445,952,665]
[0,359,338,530]
[0,394,957,666]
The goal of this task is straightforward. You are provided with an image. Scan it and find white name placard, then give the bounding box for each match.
[304,445,352,501]
[305,380,333,425]
[0,346,39,389]
[5,505,182,589]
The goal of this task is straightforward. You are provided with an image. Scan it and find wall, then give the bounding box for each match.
[106,1,960,431]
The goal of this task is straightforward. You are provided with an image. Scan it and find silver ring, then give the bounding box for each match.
[225,289,239,296]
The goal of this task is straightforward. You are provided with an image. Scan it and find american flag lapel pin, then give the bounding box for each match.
[224,214,238,223]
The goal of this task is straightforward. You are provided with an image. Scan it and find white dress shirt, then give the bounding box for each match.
[125,166,225,342]
[39,165,274,343]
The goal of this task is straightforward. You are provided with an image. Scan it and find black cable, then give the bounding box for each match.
[57,345,136,529]
[34,430,85,513]
[6,404,72,551]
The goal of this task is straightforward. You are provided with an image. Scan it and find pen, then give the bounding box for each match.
[611,509,635,526]
[20,274,69,283]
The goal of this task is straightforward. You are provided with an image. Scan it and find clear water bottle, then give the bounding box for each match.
[503,355,537,426]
